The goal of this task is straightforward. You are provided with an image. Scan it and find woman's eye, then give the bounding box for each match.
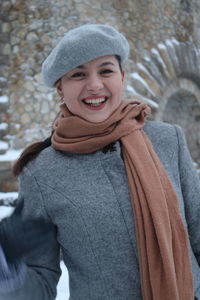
[71,72,85,78]
[101,69,113,75]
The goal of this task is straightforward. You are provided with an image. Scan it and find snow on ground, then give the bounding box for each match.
[0,206,15,219]
[0,123,8,130]
[0,141,8,151]
[0,149,22,162]
[0,95,8,103]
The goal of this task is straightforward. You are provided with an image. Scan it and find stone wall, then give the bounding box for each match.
[0,0,200,191]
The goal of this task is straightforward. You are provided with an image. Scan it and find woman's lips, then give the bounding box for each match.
[82,97,108,110]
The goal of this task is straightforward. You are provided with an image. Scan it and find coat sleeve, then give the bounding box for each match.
[175,125,200,266]
[0,166,61,300]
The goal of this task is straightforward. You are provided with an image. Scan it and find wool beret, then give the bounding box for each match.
[42,24,130,87]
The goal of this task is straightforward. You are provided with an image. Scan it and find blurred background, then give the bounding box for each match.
[0,0,200,193]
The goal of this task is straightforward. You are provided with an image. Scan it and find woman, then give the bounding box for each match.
[0,24,199,300]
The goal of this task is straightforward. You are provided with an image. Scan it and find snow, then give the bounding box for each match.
[144,56,151,62]
[151,48,167,71]
[158,43,166,50]
[0,206,15,220]
[126,85,137,94]
[171,37,180,45]
[47,93,53,101]
[130,72,156,96]
[0,192,18,205]
[0,149,22,161]
[131,72,149,88]
[144,98,159,108]
[136,63,149,73]
[0,123,8,130]
[165,39,174,47]
[126,85,159,109]
[0,96,9,103]
[0,141,8,150]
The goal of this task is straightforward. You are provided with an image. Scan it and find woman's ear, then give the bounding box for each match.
[56,80,63,99]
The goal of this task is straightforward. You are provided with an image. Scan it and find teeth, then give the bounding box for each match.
[84,97,106,104]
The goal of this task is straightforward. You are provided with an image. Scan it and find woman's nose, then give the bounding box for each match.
[86,75,103,92]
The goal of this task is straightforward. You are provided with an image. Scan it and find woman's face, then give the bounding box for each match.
[56,55,124,123]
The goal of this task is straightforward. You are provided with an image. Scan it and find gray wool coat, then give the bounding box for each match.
[1,121,200,300]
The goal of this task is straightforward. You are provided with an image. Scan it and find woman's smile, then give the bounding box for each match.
[82,96,108,110]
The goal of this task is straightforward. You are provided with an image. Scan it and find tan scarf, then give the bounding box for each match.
[52,99,194,300]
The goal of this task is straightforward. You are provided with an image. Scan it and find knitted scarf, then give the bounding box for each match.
[52,99,194,300]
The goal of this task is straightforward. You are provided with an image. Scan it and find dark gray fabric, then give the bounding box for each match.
[1,121,200,299]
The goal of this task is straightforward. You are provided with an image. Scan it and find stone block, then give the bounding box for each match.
[0,32,9,43]
[0,123,8,139]
[0,178,19,193]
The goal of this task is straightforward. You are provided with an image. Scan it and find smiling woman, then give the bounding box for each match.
[0,24,200,300]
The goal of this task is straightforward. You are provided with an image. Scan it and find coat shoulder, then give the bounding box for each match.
[144,120,178,144]
[144,121,181,160]
[23,146,71,178]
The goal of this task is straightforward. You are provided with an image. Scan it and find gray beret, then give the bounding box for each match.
[42,24,129,87]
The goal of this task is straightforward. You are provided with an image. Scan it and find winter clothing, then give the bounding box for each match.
[42,24,129,87]
[0,200,56,265]
[52,99,194,300]
[0,121,200,300]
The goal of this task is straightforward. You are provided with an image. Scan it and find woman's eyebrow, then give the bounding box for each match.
[76,65,85,69]
[99,62,115,67]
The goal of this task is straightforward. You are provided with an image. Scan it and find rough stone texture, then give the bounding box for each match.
[0,0,200,191]
[163,92,200,165]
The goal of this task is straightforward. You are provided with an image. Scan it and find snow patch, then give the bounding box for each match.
[137,63,149,73]
[165,39,174,47]
[0,192,18,204]
[151,48,167,71]
[0,123,8,130]
[130,72,156,96]
[47,93,53,101]
[126,85,137,93]
[130,72,150,88]
[0,206,15,221]
[126,85,159,109]
[158,43,167,50]
[144,98,159,108]
[144,56,151,62]
[0,149,22,161]
[0,96,9,103]
[0,141,8,150]
[171,37,180,45]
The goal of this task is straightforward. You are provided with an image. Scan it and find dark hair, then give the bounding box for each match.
[13,54,124,177]
[115,55,123,73]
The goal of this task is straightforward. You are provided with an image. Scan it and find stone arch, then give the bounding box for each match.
[155,78,200,121]
[126,38,200,167]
